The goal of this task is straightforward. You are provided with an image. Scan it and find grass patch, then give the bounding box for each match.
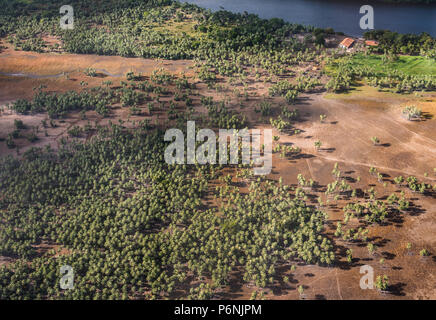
[154,21,201,37]
[350,54,436,76]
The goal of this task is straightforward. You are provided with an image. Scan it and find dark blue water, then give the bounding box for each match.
[181,0,436,37]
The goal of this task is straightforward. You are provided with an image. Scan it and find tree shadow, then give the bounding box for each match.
[320,147,336,153]
[294,153,315,160]
[407,202,426,217]
[420,112,433,121]
[388,282,406,297]
[381,251,396,260]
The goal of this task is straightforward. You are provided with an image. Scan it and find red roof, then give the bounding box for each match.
[339,38,355,49]
[365,40,379,46]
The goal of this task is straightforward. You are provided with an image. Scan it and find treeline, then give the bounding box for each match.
[0,0,174,17]
[364,30,435,56]
[10,86,115,118]
[326,56,436,93]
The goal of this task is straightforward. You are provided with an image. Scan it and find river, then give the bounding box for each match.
[180,0,436,37]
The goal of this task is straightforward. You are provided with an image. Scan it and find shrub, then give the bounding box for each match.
[259,101,272,116]
[68,126,83,137]
[375,275,389,291]
[402,105,422,121]
[14,119,25,130]
[84,68,97,77]
[6,135,16,149]
[420,249,430,257]
[26,132,38,143]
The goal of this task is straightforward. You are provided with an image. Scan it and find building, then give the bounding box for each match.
[339,37,355,49]
[365,40,379,47]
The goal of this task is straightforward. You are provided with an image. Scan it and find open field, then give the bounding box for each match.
[348,54,436,76]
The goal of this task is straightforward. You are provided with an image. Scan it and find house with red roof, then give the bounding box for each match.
[339,37,355,50]
[365,40,379,47]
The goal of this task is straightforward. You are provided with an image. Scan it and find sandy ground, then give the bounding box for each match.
[0,46,436,300]
[0,41,193,76]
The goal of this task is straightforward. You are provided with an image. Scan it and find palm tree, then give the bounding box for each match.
[367,243,375,255]
[346,249,353,263]
[298,285,305,299]
[375,275,389,292]
[420,249,430,257]
[371,136,379,146]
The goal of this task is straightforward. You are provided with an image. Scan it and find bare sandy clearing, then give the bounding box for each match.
[0,42,193,77]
